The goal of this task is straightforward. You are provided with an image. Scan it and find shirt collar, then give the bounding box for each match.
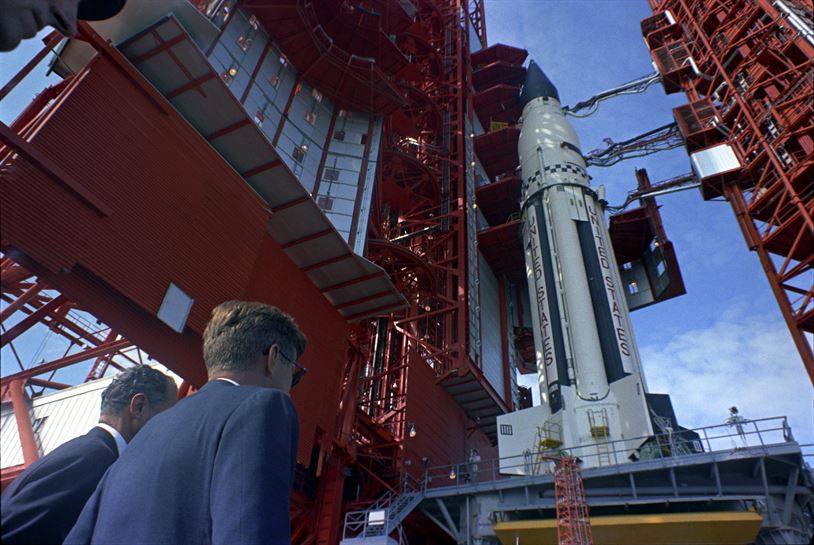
[96,423,128,456]
[214,377,240,386]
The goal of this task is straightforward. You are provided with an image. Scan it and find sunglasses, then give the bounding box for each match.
[263,347,308,388]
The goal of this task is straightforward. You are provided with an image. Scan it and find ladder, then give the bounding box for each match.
[587,409,612,467]
[531,421,563,475]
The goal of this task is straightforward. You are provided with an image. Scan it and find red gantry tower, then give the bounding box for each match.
[641,0,814,378]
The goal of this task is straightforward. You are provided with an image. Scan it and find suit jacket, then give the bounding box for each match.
[1,426,119,545]
[65,380,299,545]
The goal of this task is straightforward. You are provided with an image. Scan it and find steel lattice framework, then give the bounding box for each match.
[643,0,814,380]
[554,456,594,545]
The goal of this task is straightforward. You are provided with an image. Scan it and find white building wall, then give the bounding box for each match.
[1,365,180,469]
[1,378,111,468]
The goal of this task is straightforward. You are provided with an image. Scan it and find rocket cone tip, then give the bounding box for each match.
[520,60,560,106]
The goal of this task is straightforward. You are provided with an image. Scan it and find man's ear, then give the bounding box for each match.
[129,393,147,418]
[265,344,278,378]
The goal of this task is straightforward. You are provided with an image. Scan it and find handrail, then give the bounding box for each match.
[421,416,797,490]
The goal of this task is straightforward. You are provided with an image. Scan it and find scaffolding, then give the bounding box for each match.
[643,0,814,381]
[554,455,594,545]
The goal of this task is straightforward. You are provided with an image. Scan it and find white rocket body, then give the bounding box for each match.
[497,62,653,471]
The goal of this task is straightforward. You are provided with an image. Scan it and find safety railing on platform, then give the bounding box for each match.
[422,416,798,489]
[341,472,425,543]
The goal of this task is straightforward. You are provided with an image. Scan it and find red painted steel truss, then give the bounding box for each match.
[644,0,814,380]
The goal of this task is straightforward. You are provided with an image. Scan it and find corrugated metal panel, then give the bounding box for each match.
[0,411,23,468]
[33,379,109,457]
[403,358,497,479]
[1,56,270,336]
[479,253,505,401]
[0,377,111,469]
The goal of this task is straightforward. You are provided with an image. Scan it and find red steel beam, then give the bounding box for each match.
[345,301,406,321]
[0,281,45,323]
[0,265,34,288]
[27,378,71,390]
[321,272,386,293]
[0,122,112,217]
[280,228,334,250]
[0,294,67,348]
[240,40,273,104]
[0,31,62,101]
[206,118,252,141]
[166,72,217,99]
[8,380,39,465]
[242,159,282,178]
[301,253,353,273]
[131,34,186,65]
[334,290,396,310]
[0,339,132,384]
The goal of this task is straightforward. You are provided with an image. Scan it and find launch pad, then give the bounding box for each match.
[343,416,812,544]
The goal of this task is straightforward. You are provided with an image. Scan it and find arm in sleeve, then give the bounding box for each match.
[210,390,299,545]
[3,445,114,545]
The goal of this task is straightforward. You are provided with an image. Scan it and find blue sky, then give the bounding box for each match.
[1,1,811,448]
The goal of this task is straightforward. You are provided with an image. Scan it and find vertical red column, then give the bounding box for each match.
[9,380,40,465]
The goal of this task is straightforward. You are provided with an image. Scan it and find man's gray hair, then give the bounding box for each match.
[100,366,175,417]
[202,301,307,373]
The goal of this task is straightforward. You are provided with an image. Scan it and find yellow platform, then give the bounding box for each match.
[494,511,763,545]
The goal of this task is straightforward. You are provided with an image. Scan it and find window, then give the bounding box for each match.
[249,14,259,29]
[360,133,367,145]
[305,111,318,125]
[269,73,280,88]
[499,424,513,435]
[311,88,323,102]
[317,196,334,210]
[323,167,339,181]
[656,259,666,277]
[622,261,633,270]
[293,144,307,162]
[237,34,251,51]
[334,130,346,141]
[627,281,639,294]
[32,416,48,435]
[254,109,265,127]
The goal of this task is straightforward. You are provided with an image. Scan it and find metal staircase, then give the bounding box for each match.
[340,476,424,544]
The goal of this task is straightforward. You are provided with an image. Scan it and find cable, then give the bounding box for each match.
[563,72,661,118]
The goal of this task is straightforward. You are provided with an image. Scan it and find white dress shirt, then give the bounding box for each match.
[95,423,128,456]
[215,378,240,386]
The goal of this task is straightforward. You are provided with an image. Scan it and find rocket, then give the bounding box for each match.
[498,61,654,470]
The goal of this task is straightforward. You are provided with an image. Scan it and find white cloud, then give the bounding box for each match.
[640,306,814,446]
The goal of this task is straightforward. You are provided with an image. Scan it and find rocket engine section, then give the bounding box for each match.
[498,62,653,472]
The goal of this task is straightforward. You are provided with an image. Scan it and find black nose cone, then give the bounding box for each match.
[520,60,560,107]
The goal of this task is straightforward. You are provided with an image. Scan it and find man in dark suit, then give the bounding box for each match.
[65,301,308,545]
[1,365,177,545]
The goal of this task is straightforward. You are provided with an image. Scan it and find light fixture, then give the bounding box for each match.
[408,423,417,438]
[449,467,457,480]
[228,66,238,77]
